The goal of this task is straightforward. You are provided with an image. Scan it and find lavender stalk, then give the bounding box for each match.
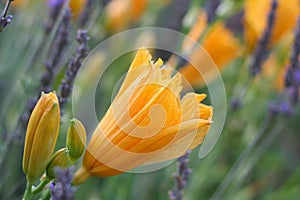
[21,8,72,127]
[41,8,72,93]
[78,0,94,27]
[204,0,221,23]
[269,17,300,115]
[168,151,192,200]
[44,0,65,34]
[59,29,90,106]
[50,167,76,200]
[284,17,300,104]
[249,0,278,76]
[0,0,14,32]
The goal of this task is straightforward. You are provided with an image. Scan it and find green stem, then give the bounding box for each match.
[23,182,33,200]
[32,178,50,195]
[40,189,51,200]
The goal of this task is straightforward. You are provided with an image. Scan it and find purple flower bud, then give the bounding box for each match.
[50,167,76,200]
[230,98,242,111]
[47,0,65,9]
[279,101,292,116]
[168,151,191,200]
[294,68,300,86]
[249,0,278,76]
[0,15,13,31]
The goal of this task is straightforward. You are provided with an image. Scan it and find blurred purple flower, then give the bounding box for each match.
[0,15,12,31]
[59,29,90,106]
[50,167,76,200]
[169,151,192,200]
[294,68,300,86]
[249,0,278,76]
[205,0,221,23]
[47,0,65,9]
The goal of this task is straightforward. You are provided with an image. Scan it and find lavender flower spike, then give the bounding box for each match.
[0,0,14,32]
[78,0,94,27]
[48,0,65,8]
[59,29,90,106]
[285,18,300,88]
[0,15,12,31]
[44,0,65,34]
[284,17,300,104]
[249,0,278,76]
[168,151,192,200]
[50,167,76,200]
[41,8,72,93]
[268,17,300,115]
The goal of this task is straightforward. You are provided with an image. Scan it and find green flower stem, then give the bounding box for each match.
[32,178,51,195]
[41,189,51,200]
[23,182,33,200]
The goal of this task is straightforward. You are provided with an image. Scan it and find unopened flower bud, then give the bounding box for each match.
[22,92,60,183]
[46,148,71,179]
[66,118,86,160]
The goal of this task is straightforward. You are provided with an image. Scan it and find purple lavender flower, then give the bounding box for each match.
[0,15,12,31]
[45,0,66,34]
[50,167,76,200]
[59,29,90,106]
[268,100,293,116]
[205,0,221,23]
[285,18,300,89]
[269,17,300,116]
[294,68,300,86]
[41,8,72,93]
[47,0,65,8]
[168,151,192,200]
[230,97,242,111]
[0,0,14,32]
[226,10,244,36]
[289,18,300,71]
[78,0,94,27]
[249,0,278,76]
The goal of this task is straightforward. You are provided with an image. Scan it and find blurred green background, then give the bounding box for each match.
[0,0,300,199]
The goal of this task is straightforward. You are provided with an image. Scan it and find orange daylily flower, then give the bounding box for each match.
[244,0,300,52]
[176,11,241,87]
[69,0,87,17]
[105,0,148,33]
[73,48,213,184]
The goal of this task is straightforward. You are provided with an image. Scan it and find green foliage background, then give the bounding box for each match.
[0,0,299,199]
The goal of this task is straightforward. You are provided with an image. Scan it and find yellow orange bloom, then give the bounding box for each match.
[105,0,148,33]
[177,12,241,87]
[22,92,60,183]
[244,0,300,51]
[73,48,213,184]
[11,0,26,8]
[69,0,87,17]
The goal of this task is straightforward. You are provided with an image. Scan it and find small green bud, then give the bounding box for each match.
[66,118,86,160]
[46,148,71,179]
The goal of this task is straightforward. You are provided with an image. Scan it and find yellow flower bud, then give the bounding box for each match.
[66,118,86,160]
[22,92,60,184]
[46,148,71,179]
